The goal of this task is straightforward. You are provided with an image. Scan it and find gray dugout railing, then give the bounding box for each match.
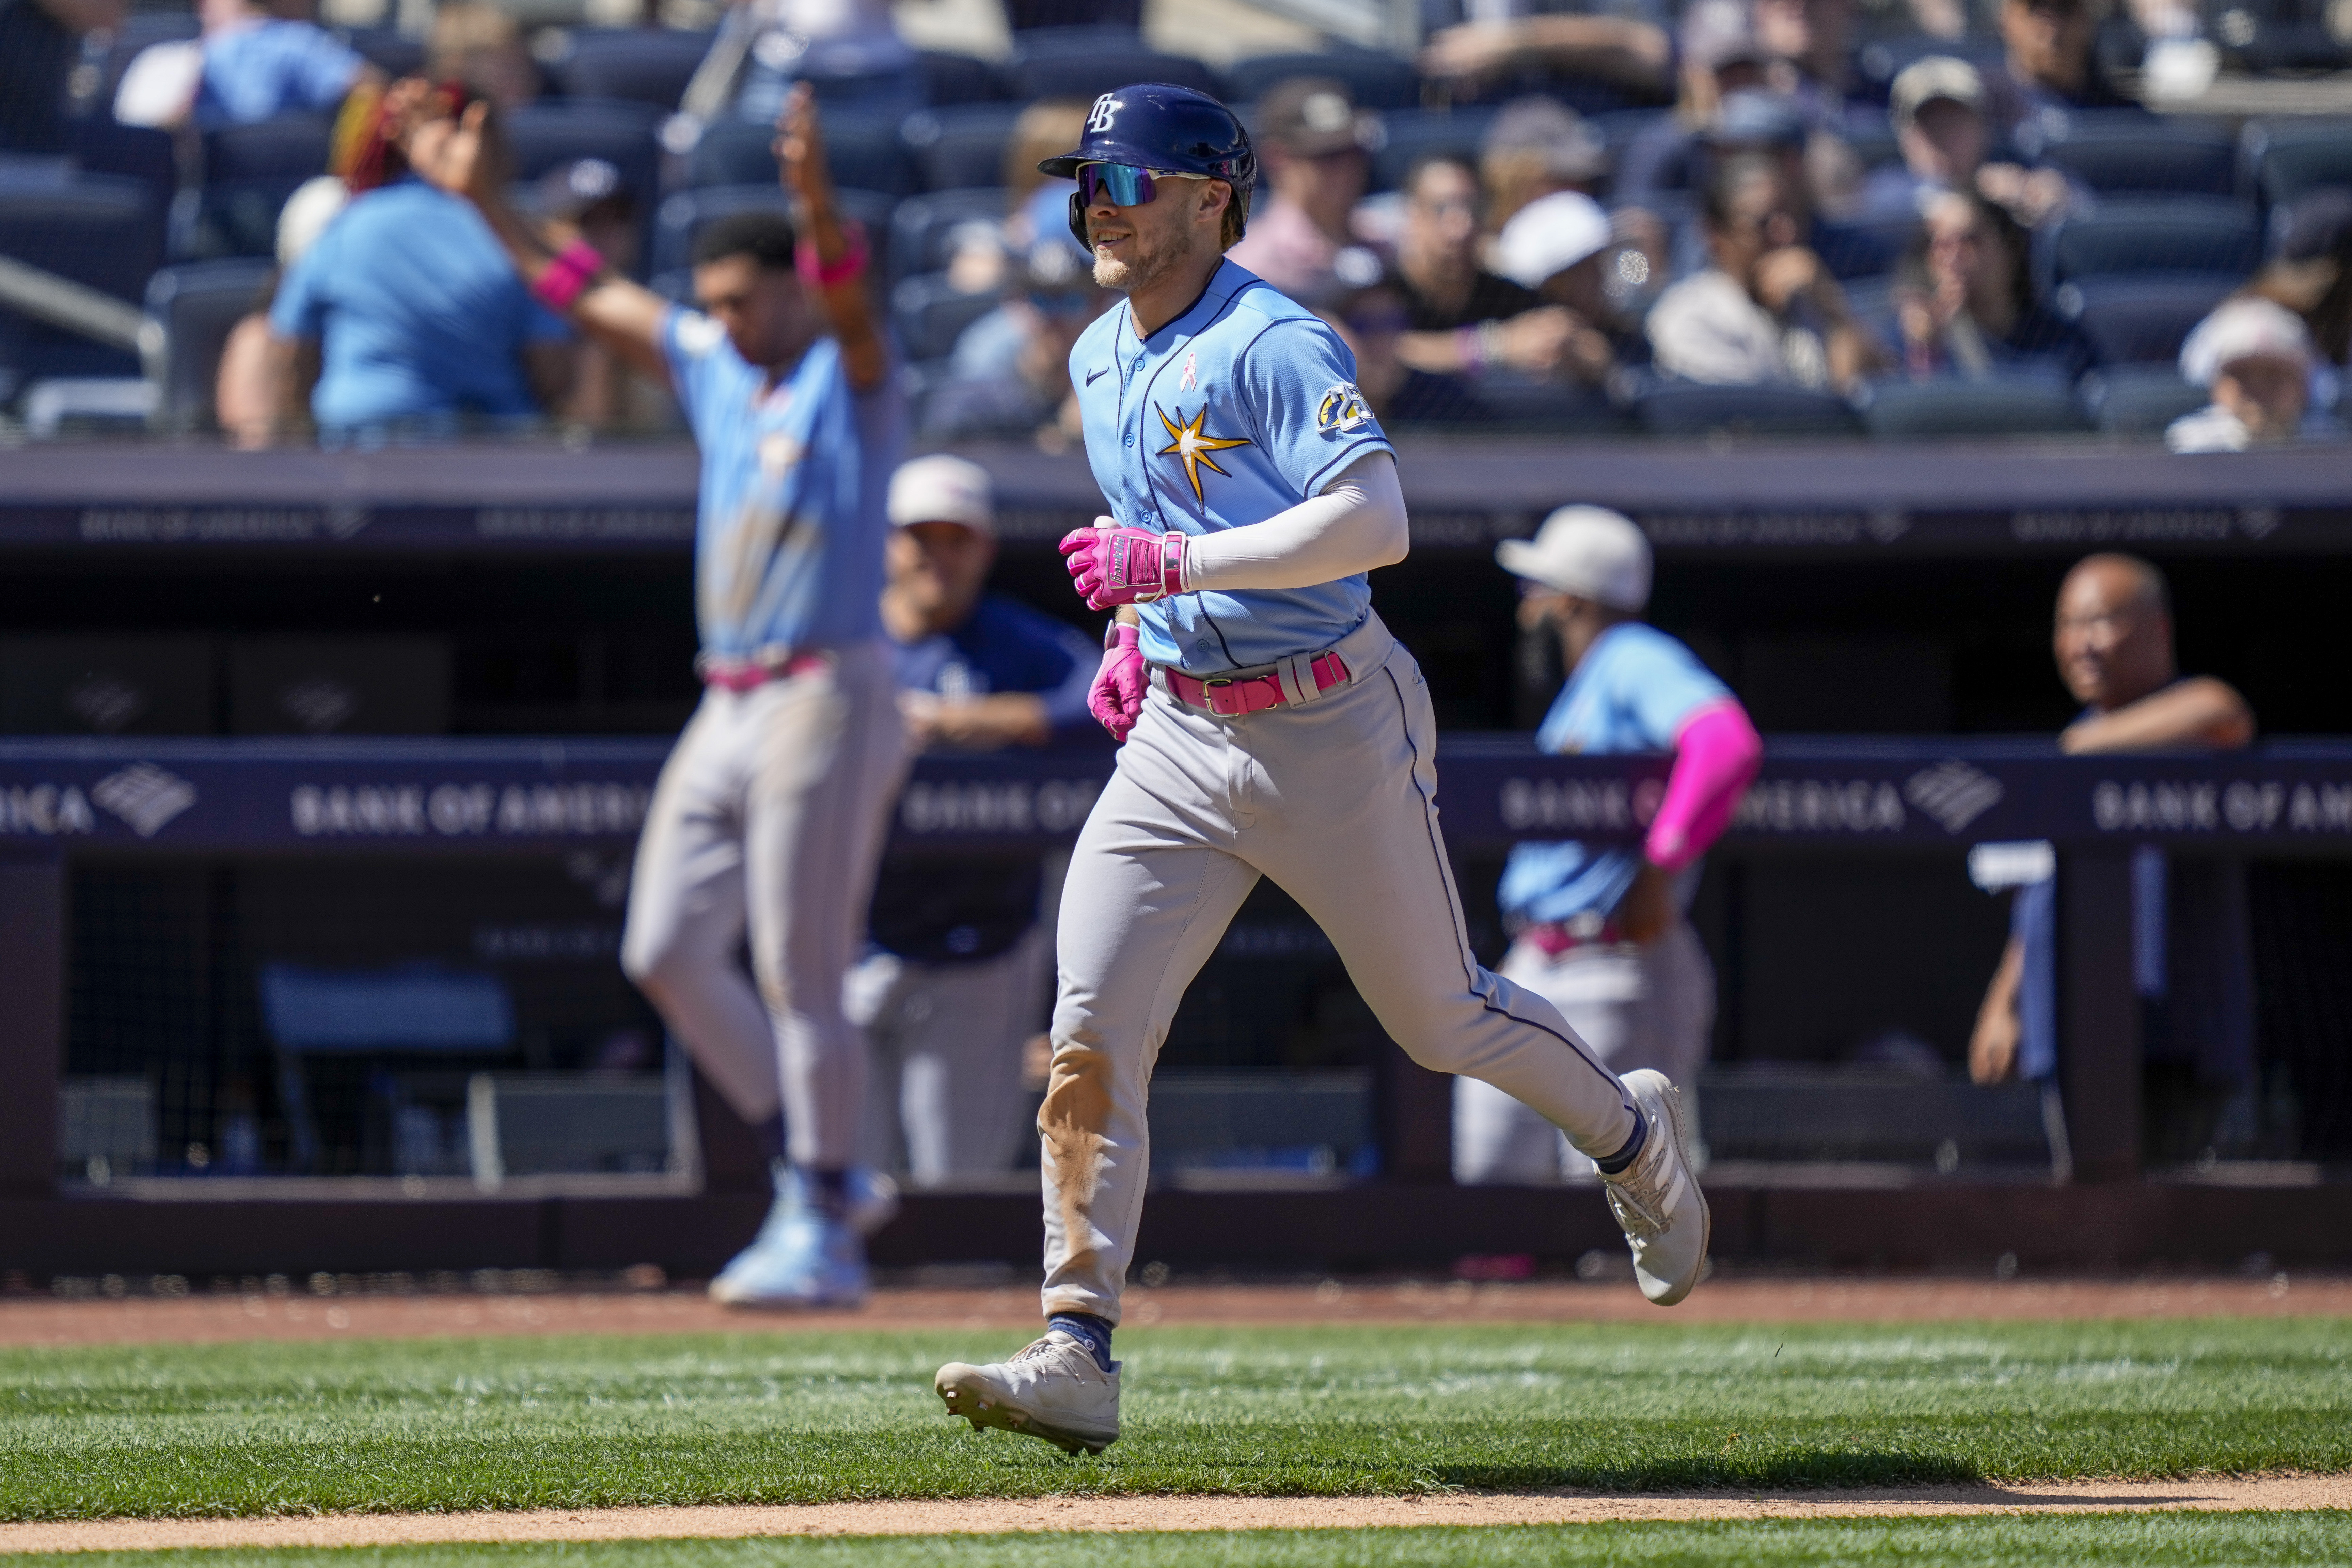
[3,735,2349,1196]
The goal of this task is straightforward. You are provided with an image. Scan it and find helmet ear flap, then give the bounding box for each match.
[1067,192,1089,253]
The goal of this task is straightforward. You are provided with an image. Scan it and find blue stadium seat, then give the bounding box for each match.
[2035,112,2238,198]
[1006,37,1219,101]
[193,113,333,258]
[68,120,177,236]
[1370,108,1499,194]
[1816,212,1916,282]
[1852,36,2007,101]
[2039,197,2262,291]
[0,176,169,397]
[652,185,895,277]
[689,111,916,198]
[1857,372,2090,439]
[919,50,1010,106]
[1631,382,1864,438]
[890,188,1011,281]
[543,27,713,109]
[891,272,1001,361]
[143,258,276,432]
[1221,49,1422,111]
[902,104,1026,193]
[336,26,426,79]
[2243,118,2352,208]
[2079,362,2209,435]
[2053,274,2234,365]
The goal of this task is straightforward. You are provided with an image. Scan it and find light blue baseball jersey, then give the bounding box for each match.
[1498,622,1731,925]
[660,308,902,658]
[1072,258,1395,674]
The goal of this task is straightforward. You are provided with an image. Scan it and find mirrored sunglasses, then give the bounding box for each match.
[1077,163,1204,208]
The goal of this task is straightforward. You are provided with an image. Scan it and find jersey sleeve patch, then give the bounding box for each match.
[1314,382,1375,437]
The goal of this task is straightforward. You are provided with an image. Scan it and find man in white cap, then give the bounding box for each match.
[858,455,1102,1182]
[2168,297,2347,453]
[1459,507,1762,1185]
[1493,188,1628,388]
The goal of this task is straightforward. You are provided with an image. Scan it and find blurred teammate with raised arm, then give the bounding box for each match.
[419,85,909,1308]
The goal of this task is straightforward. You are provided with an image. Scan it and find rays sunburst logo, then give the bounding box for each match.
[1155,405,1251,503]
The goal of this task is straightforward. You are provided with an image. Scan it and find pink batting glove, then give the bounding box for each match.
[1059,517,1187,610]
[1089,623,1147,742]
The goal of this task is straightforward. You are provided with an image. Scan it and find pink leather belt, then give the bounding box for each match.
[1160,651,1352,717]
[697,650,830,692]
[1521,919,1626,957]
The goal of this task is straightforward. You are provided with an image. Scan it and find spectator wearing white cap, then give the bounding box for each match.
[2167,298,2347,452]
[1458,507,1761,1186]
[1645,152,1887,393]
[855,456,1102,1183]
[1491,189,1638,385]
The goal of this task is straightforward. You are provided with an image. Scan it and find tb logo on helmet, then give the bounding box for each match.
[1086,94,1123,134]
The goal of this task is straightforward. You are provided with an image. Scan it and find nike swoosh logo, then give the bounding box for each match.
[1085,366,1111,385]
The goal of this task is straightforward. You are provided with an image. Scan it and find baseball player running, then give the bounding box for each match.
[421,86,907,1307]
[932,85,1711,1456]
[1457,507,1764,1185]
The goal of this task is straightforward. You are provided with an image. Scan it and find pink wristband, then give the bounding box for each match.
[532,238,604,312]
[797,221,869,289]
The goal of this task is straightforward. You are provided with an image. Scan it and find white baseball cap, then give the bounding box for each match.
[888,454,995,534]
[2178,297,2314,387]
[1494,190,1613,291]
[1495,506,1652,611]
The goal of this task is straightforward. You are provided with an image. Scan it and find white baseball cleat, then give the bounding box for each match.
[1599,1068,1711,1306]
[934,1329,1120,1455]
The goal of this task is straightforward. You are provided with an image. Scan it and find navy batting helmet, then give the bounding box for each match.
[1038,84,1256,250]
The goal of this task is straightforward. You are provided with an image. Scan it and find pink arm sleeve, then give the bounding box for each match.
[1644,699,1762,872]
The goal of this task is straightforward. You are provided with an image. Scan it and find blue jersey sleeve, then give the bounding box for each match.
[1236,317,1397,498]
[285,25,363,109]
[1607,629,1733,748]
[267,237,332,342]
[658,306,733,432]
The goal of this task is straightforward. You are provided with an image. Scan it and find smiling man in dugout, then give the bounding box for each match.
[1971,553,2258,1163]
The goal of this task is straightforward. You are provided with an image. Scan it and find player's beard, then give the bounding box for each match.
[1093,220,1195,295]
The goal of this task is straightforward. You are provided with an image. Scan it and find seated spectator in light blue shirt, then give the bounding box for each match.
[260,79,572,443]
[112,0,373,130]
[196,0,369,127]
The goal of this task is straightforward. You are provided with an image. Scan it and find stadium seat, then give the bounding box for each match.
[1816,212,1916,282]
[1852,35,2007,101]
[652,185,895,277]
[2035,112,2238,199]
[0,175,170,396]
[2243,117,2352,208]
[1856,372,2091,439]
[1006,41,1219,102]
[2079,362,2209,435]
[1370,108,1499,194]
[902,104,1026,193]
[891,272,1001,362]
[144,258,276,433]
[193,113,333,258]
[890,188,1011,281]
[542,27,713,109]
[689,111,916,198]
[1631,382,1865,438]
[2053,274,2235,365]
[1459,374,1629,434]
[918,50,1010,107]
[1220,49,1422,111]
[336,26,426,79]
[2039,197,2262,292]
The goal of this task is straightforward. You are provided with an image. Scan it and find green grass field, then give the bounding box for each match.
[4,1319,2349,1522]
[16,1514,2352,1568]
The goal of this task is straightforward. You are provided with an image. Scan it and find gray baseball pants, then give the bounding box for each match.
[620,641,907,1169]
[1038,614,1640,1325]
[1454,920,1714,1185]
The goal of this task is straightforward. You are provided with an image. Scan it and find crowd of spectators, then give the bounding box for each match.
[4,0,2352,445]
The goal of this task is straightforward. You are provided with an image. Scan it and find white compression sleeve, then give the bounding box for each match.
[1180,453,1408,594]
